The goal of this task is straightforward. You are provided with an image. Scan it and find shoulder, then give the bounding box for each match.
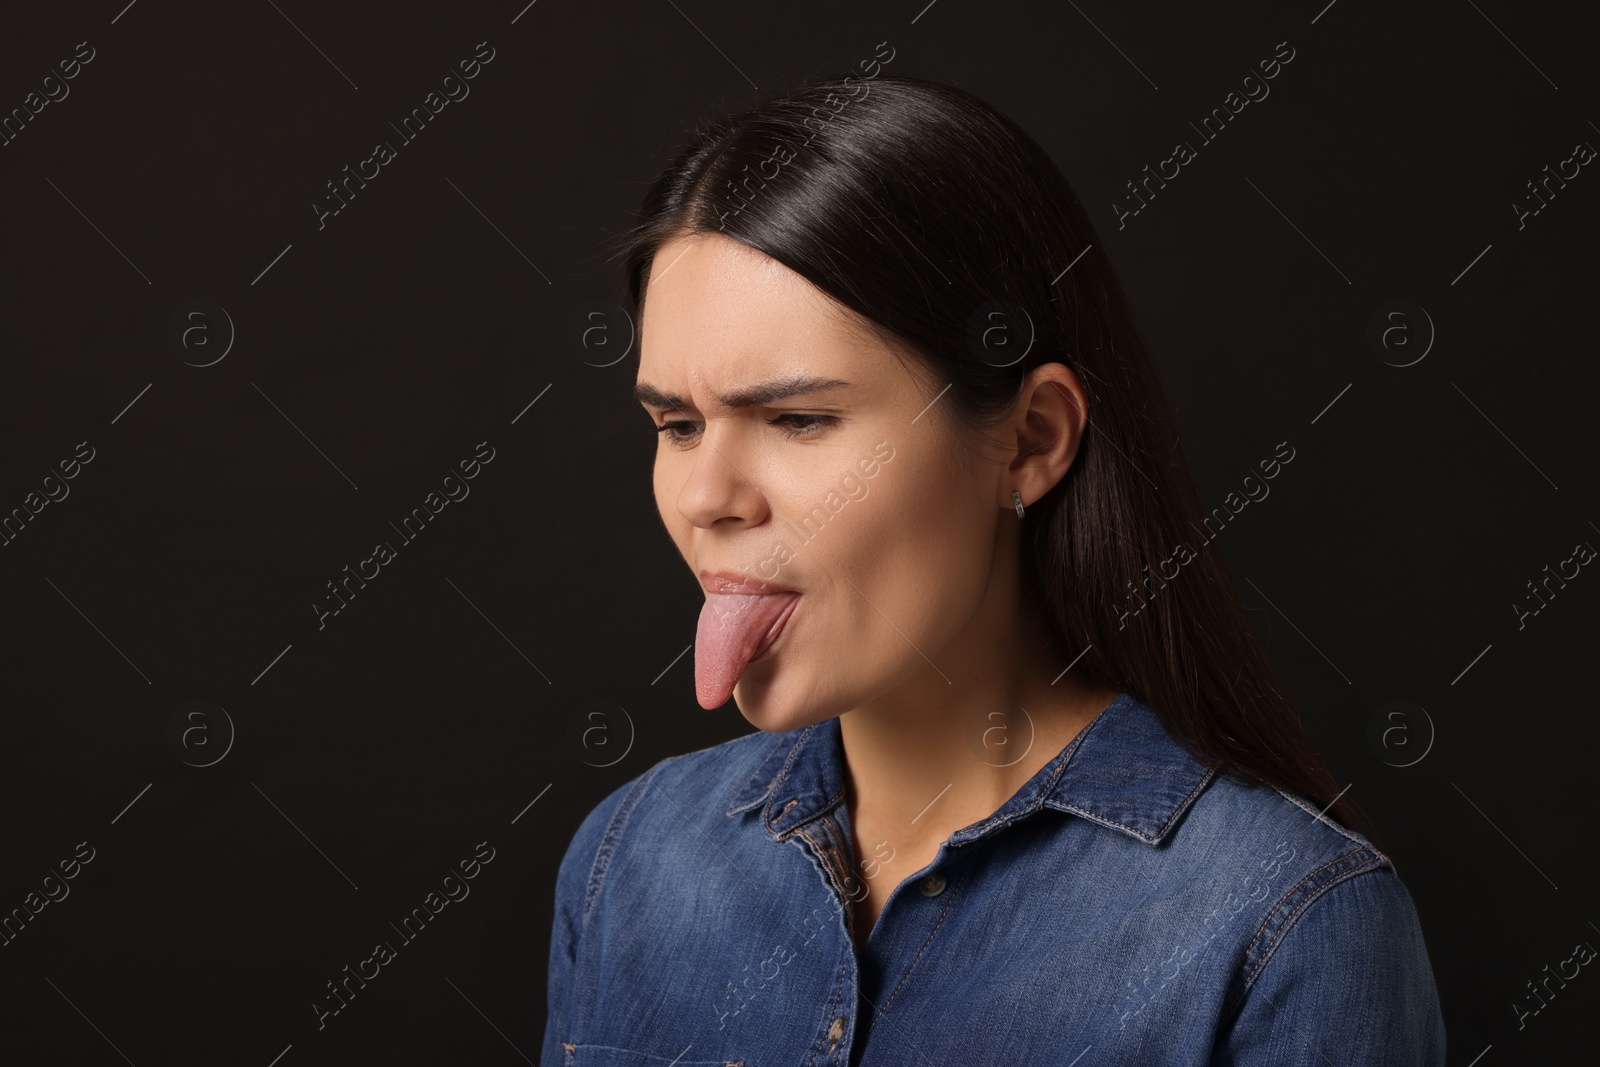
[1182,773,1390,936]
[1076,693,1403,941]
[1178,772,1438,1018]
[1191,779,1446,1061]
[1181,764,1388,874]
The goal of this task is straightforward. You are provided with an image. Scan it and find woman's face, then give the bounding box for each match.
[636,232,1011,733]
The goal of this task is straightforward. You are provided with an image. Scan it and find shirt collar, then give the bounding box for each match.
[724,690,1216,846]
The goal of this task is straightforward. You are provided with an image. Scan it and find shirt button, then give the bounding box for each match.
[918,872,947,896]
[826,1015,846,1044]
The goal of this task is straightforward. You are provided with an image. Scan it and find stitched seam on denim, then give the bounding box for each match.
[1243,852,1385,987]
[762,722,821,831]
[802,955,850,1067]
[581,758,673,923]
[767,727,843,836]
[1231,849,1385,1012]
[1028,712,1212,843]
[961,707,1104,839]
[1230,858,1387,1023]
[1238,848,1369,964]
[876,864,964,1019]
[795,823,857,917]
[775,781,847,840]
[1274,786,1390,860]
[1051,762,1212,843]
[793,815,868,1063]
[1058,807,1161,842]
[807,818,851,894]
[1151,765,1218,840]
[727,733,794,815]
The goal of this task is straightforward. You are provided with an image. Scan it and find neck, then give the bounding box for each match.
[837,549,1120,852]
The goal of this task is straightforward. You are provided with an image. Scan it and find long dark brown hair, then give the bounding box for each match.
[604,70,1374,841]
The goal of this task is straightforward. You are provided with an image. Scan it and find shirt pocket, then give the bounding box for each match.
[563,1044,746,1067]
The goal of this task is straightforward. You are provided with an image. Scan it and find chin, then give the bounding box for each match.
[733,679,831,734]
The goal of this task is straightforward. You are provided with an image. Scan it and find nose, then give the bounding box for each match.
[674,424,766,530]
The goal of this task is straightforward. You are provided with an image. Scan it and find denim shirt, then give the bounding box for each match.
[541,691,1446,1066]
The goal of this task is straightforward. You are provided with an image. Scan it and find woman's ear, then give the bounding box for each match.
[1006,362,1089,510]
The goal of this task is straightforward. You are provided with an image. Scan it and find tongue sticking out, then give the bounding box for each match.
[695,592,800,709]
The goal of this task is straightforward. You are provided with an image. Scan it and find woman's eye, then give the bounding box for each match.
[768,413,839,439]
[654,413,839,445]
[655,419,701,444]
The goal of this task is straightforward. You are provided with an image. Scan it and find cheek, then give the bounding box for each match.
[870,448,976,539]
[889,471,992,599]
[831,462,981,617]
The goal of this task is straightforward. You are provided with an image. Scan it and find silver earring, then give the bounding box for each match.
[1012,490,1025,518]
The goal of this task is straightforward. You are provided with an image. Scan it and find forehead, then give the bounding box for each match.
[637,234,879,400]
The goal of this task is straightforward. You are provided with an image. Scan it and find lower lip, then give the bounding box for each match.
[751,595,801,661]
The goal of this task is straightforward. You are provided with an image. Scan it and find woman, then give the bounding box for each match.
[542,70,1445,1066]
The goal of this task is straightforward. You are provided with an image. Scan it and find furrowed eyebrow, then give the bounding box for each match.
[632,374,851,412]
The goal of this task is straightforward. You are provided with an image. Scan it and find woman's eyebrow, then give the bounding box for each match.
[632,374,851,411]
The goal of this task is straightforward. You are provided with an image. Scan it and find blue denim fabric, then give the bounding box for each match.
[541,691,1446,1065]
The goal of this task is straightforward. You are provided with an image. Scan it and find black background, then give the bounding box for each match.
[1,1,1595,1063]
